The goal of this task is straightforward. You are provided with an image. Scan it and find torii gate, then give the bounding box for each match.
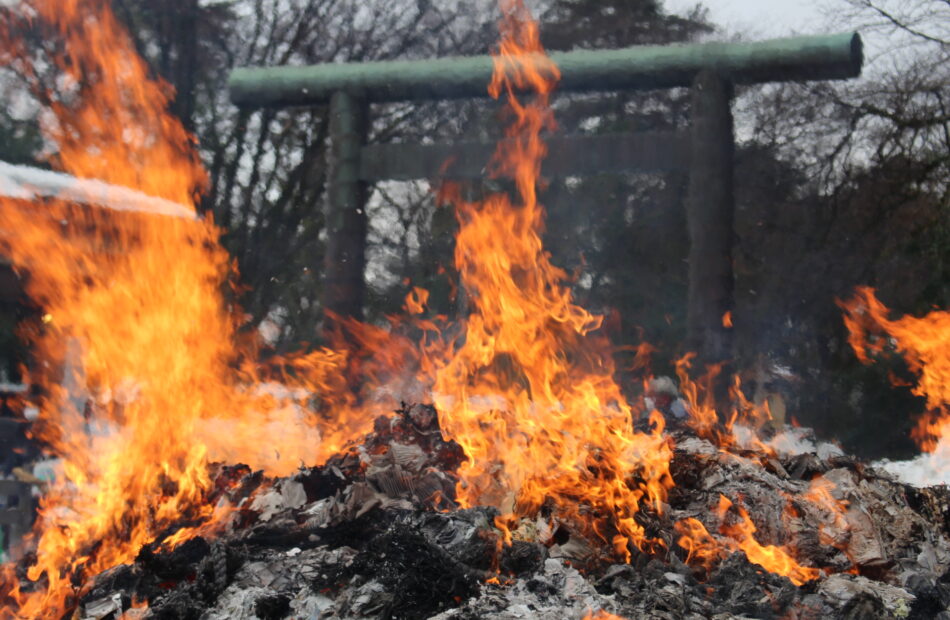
[228,32,863,365]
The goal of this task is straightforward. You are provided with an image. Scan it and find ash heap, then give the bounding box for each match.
[50,404,950,620]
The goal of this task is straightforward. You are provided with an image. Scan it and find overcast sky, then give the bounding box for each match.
[663,0,831,37]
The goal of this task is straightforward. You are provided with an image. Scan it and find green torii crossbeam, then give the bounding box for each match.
[228,32,863,365]
[230,33,861,105]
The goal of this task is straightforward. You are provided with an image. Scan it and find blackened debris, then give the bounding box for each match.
[254,592,292,620]
[57,411,950,619]
[347,522,480,619]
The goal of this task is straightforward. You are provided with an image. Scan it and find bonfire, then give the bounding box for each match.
[0,1,948,619]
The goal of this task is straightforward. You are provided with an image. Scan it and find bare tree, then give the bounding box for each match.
[722,0,950,455]
[745,0,948,198]
[108,0,500,348]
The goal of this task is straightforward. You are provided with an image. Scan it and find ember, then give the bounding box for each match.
[0,0,948,619]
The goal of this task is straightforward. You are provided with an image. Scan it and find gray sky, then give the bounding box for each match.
[660,0,940,67]
[663,0,831,37]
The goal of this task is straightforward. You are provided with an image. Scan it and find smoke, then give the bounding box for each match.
[875,445,950,487]
[732,424,846,460]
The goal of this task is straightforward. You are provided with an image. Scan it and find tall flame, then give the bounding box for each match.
[0,1,374,616]
[841,287,950,451]
[430,0,672,555]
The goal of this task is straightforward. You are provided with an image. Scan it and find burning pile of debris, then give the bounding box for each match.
[3,1,950,619]
[47,404,950,620]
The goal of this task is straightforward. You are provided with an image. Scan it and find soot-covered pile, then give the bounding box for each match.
[52,405,950,620]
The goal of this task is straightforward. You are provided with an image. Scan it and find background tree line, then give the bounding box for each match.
[0,0,946,458]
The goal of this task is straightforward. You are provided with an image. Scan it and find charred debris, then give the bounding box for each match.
[23,404,950,620]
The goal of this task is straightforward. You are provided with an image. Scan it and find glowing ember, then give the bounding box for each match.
[583,611,628,620]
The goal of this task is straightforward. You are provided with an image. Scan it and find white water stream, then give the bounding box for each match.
[0,160,196,219]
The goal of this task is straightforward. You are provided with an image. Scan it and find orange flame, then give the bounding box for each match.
[0,0,673,612]
[674,356,774,452]
[676,495,823,586]
[716,495,822,585]
[675,354,724,441]
[676,477,852,583]
[430,0,673,555]
[583,611,628,620]
[0,0,853,615]
[0,1,378,616]
[799,476,850,549]
[675,517,722,570]
[841,287,950,451]
[405,286,431,315]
